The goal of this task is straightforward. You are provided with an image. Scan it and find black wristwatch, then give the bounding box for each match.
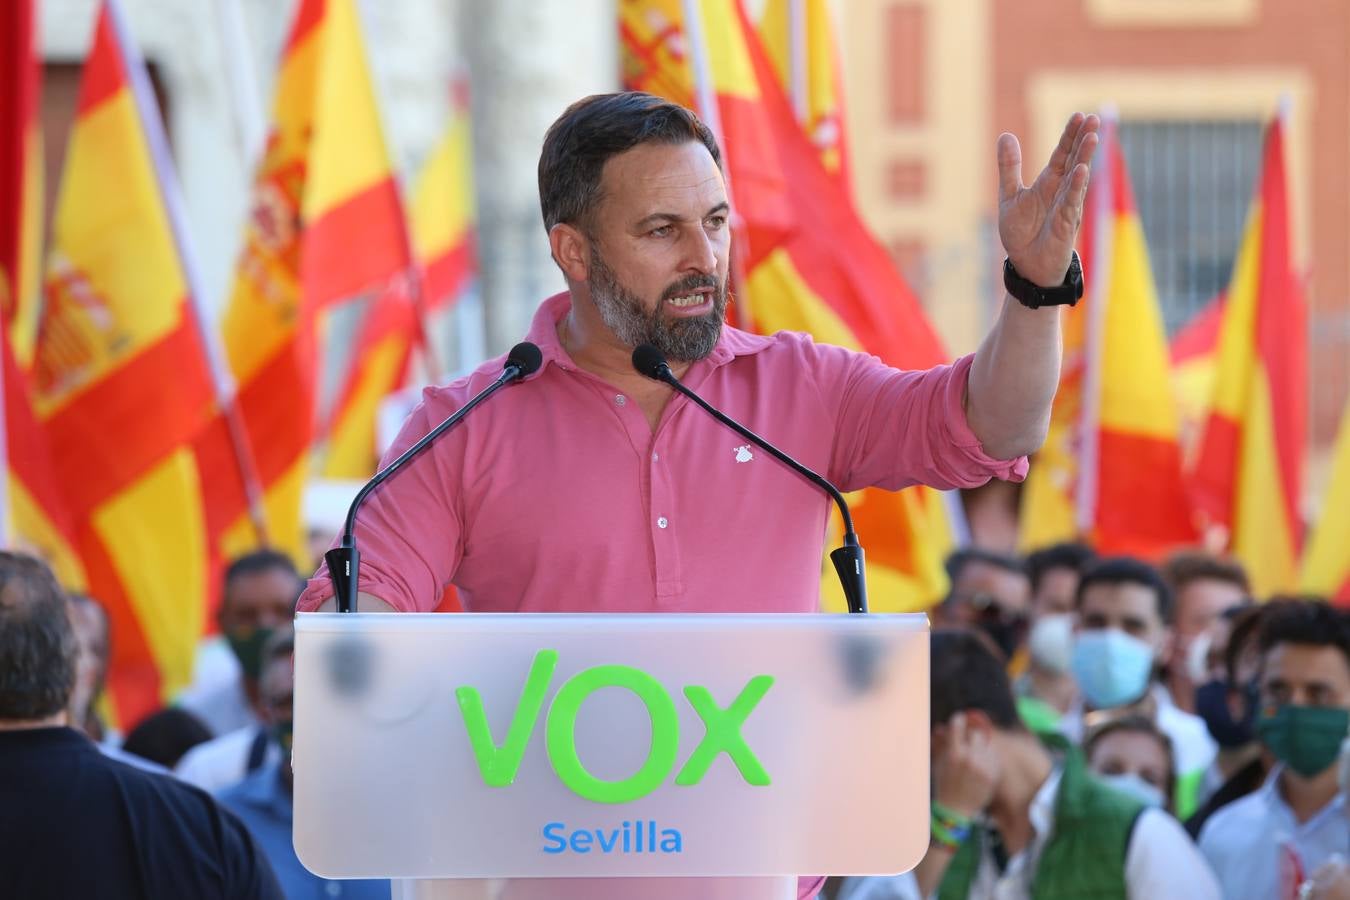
[1003,251,1084,309]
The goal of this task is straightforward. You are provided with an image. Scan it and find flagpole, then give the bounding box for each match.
[787,0,809,125]
[1075,109,1117,536]
[108,0,270,546]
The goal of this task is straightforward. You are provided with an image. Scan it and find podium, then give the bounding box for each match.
[293,612,930,899]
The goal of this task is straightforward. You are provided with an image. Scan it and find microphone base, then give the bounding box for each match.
[829,544,868,614]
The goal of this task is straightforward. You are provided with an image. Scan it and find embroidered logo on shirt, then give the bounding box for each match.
[733,445,753,463]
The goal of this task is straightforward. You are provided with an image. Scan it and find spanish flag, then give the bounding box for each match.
[1190,117,1306,598]
[36,0,221,724]
[1019,119,1196,556]
[757,0,850,188]
[0,0,81,579]
[221,0,411,559]
[320,84,479,479]
[622,0,956,611]
[1301,405,1350,605]
[0,0,43,367]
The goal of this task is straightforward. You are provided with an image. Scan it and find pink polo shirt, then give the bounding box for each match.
[299,293,1025,898]
[300,291,1025,614]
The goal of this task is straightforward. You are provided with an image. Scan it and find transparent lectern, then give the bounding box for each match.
[293,612,929,899]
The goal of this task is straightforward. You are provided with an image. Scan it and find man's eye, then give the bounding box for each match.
[649,225,673,238]
[706,215,727,229]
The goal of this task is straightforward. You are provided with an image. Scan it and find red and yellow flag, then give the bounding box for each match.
[0,0,43,367]
[757,0,851,188]
[1302,404,1350,605]
[36,0,223,724]
[0,0,80,582]
[222,0,411,557]
[1190,118,1306,598]
[1020,121,1197,557]
[1170,293,1224,467]
[622,0,956,611]
[321,85,479,479]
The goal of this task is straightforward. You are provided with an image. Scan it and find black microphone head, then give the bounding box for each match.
[505,342,543,378]
[632,344,670,380]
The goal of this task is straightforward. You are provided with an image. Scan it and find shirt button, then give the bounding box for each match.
[657,516,668,529]
[652,452,659,462]
[615,394,627,406]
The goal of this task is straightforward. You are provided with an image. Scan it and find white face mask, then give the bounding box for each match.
[1027,614,1074,674]
[1185,631,1213,684]
[1098,771,1166,809]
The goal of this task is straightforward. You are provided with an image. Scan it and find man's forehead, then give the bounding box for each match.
[1082,583,1158,617]
[1263,643,1350,682]
[599,142,727,212]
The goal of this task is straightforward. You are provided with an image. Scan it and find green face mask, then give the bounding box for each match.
[225,627,275,681]
[1257,704,1350,778]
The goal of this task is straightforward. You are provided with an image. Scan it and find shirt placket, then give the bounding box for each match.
[604,387,685,607]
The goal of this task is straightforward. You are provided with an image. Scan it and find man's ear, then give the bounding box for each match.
[549,223,590,284]
[962,708,997,739]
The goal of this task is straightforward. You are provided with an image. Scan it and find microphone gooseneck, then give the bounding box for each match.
[631,344,868,614]
[326,342,543,613]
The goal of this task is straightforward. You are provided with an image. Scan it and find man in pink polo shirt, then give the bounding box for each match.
[299,92,1098,897]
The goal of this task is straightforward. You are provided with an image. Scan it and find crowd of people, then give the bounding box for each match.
[833,543,1350,900]
[7,538,1350,898]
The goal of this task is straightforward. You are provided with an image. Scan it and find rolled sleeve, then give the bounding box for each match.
[825,346,1028,493]
[297,389,466,614]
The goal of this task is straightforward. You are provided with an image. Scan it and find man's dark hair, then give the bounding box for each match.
[931,628,1024,730]
[221,550,302,616]
[1256,596,1350,674]
[537,91,722,233]
[1025,542,1096,592]
[1161,551,1250,595]
[122,708,212,769]
[0,552,76,720]
[1076,556,1173,623]
[944,547,1025,586]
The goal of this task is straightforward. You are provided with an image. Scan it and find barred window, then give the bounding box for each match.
[1118,119,1264,334]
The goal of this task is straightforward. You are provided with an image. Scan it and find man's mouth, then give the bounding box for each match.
[665,288,714,310]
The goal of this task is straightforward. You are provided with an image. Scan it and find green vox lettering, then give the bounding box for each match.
[454,650,775,803]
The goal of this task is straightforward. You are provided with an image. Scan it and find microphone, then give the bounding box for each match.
[632,344,868,614]
[325,342,543,613]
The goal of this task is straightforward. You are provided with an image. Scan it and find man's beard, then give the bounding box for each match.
[588,247,727,362]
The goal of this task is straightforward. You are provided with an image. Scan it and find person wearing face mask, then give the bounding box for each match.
[1060,557,1217,820]
[175,551,303,792]
[1159,552,1251,716]
[933,548,1032,665]
[1185,604,1273,838]
[1198,598,1350,900]
[837,629,1219,900]
[217,630,389,900]
[1086,715,1176,813]
[1016,543,1095,732]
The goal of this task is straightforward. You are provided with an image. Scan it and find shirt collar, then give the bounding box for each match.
[1260,764,1347,827]
[522,291,776,382]
[1028,765,1064,837]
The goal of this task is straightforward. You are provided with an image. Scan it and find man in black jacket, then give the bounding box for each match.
[0,551,283,899]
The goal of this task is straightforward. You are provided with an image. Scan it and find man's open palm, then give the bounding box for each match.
[998,112,1100,288]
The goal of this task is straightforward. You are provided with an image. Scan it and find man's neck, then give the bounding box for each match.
[559,298,695,385]
[986,733,1055,855]
[0,711,68,732]
[1278,765,1341,824]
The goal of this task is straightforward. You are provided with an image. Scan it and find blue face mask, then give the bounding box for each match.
[1071,629,1155,710]
[1098,771,1166,809]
